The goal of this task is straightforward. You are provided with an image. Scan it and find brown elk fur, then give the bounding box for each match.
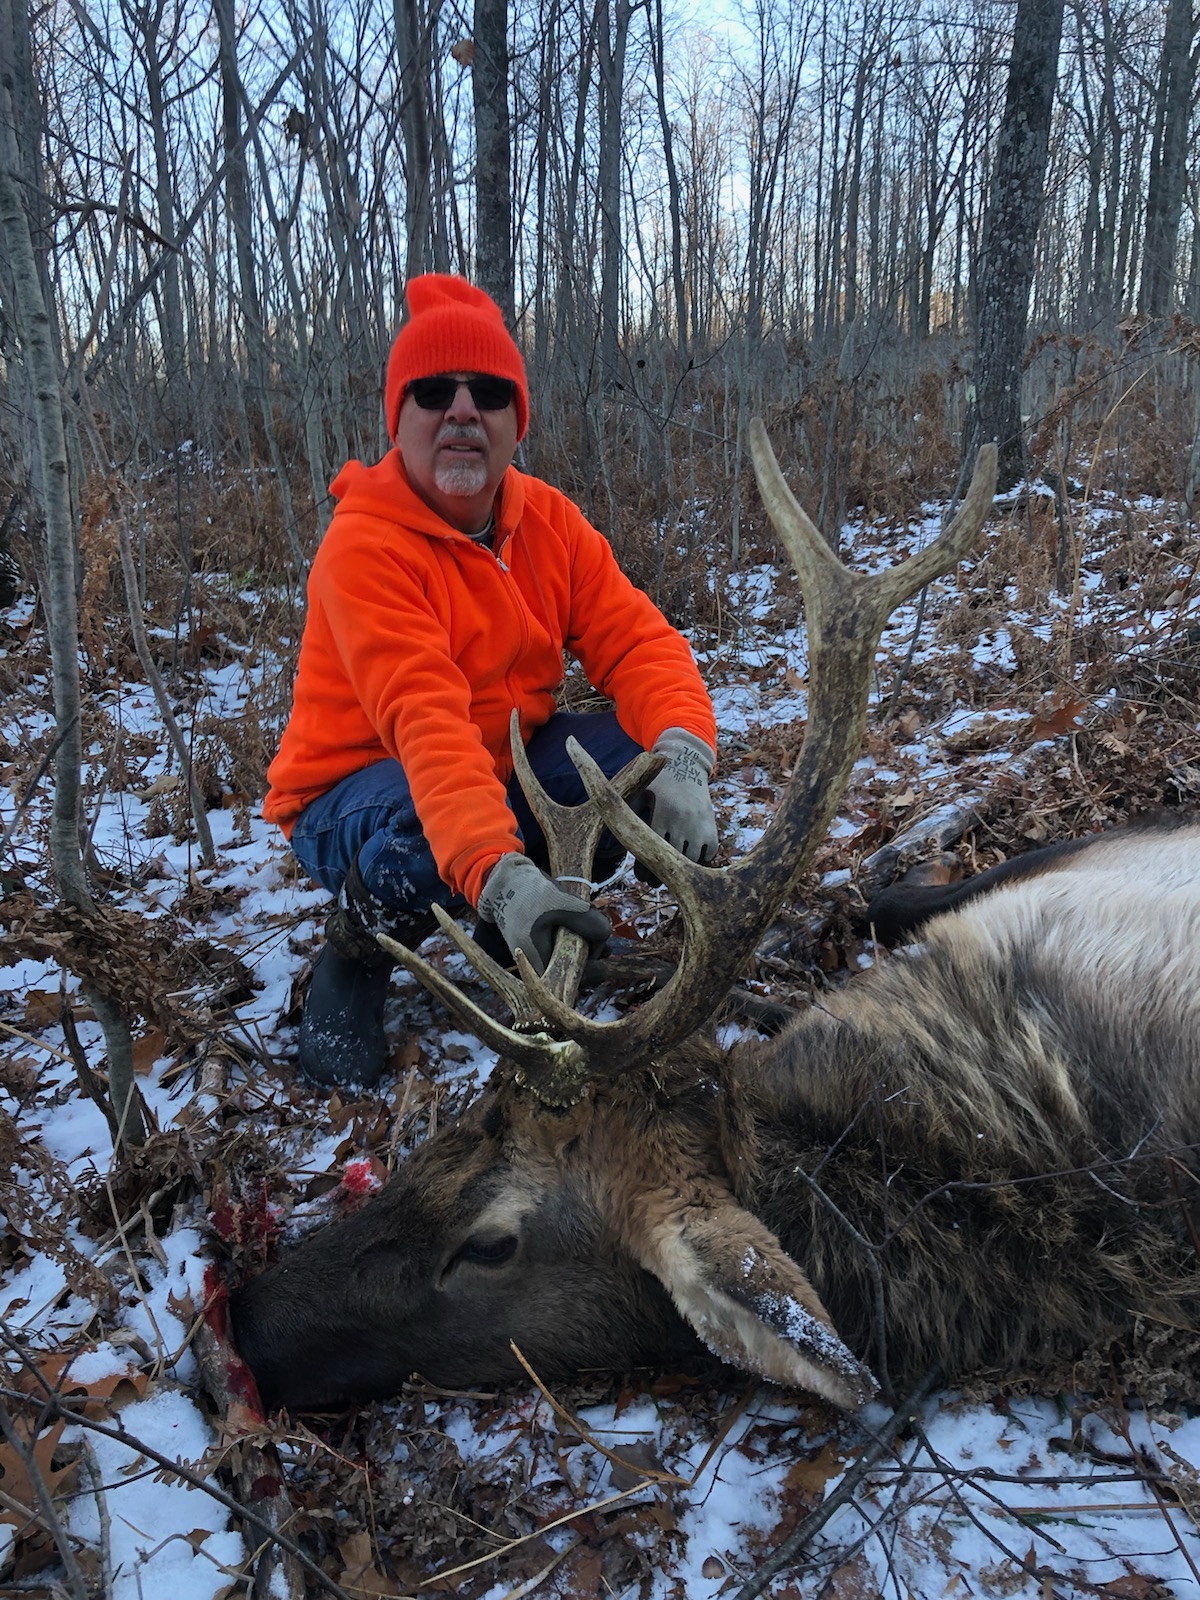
[232,821,1200,1413]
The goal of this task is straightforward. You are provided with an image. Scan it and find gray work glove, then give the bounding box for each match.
[477,852,611,974]
[646,727,719,864]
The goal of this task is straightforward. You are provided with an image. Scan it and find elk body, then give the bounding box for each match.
[232,434,1200,1414]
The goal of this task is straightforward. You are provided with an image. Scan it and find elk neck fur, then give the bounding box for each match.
[722,822,1200,1388]
[232,821,1200,1412]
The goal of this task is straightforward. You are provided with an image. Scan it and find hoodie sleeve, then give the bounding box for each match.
[313,525,522,902]
[559,503,718,755]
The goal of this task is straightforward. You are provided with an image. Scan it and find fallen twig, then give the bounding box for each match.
[0,1397,91,1600]
[732,1369,940,1600]
[0,1383,353,1600]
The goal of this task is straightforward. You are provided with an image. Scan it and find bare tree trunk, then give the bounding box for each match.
[299,0,376,399]
[1095,0,1122,313]
[396,0,437,279]
[1137,0,1197,317]
[214,0,309,570]
[965,0,1065,488]
[1072,2,1103,322]
[473,0,514,320]
[649,0,688,362]
[529,0,559,379]
[841,48,869,330]
[0,0,145,1149]
[596,0,632,390]
[138,0,187,408]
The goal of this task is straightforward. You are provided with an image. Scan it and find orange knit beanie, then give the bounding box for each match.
[385,275,528,442]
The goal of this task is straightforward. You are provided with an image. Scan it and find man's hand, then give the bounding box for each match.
[646,728,718,863]
[477,853,611,974]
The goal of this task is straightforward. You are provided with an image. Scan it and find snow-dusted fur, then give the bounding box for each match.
[233,823,1200,1411]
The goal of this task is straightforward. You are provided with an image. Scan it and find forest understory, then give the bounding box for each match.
[1,438,1200,1599]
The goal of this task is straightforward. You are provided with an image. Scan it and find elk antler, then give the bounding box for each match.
[377,728,665,1103]
[386,429,997,1101]
[511,432,997,1078]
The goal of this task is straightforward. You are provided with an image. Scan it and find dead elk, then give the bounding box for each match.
[231,433,1200,1413]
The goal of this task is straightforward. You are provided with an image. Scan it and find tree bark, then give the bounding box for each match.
[395,0,437,279]
[649,0,688,362]
[137,0,188,405]
[965,0,1065,488]
[596,0,632,390]
[1137,0,1197,317]
[0,0,145,1149]
[214,0,310,569]
[473,0,514,321]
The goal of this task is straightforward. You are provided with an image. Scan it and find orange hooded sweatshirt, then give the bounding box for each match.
[264,454,718,907]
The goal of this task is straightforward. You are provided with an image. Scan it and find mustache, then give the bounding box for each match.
[437,423,487,446]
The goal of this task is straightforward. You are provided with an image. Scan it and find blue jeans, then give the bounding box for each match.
[288,710,643,913]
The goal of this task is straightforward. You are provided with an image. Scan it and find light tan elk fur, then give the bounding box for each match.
[231,435,1200,1415]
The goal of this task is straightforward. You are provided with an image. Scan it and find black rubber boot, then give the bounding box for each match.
[297,862,436,1090]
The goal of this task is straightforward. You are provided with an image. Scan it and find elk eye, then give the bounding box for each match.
[456,1234,517,1267]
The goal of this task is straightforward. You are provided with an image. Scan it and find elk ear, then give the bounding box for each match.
[626,1197,878,1410]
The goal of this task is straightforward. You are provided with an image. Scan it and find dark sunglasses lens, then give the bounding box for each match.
[407,376,515,411]
[408,378,457,409]
[468,377,515,410]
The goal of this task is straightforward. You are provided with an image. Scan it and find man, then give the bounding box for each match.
[265,275,719,1087]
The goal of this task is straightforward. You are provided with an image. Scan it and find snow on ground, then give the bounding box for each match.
[1,489,1198,1597]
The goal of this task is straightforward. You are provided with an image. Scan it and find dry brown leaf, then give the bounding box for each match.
[1097,1578,1174,1600]
[824,1553,887,1598]
[561,1544,604,1593]
[783,1439,849,1500]
[132,1028,168,1076]
[62,1367,150,1418]
[1026,694,1086,742]
[337,1527,404,1596]
[389,1033,422,1073]
[0,1411,78,1577]
[22,990,66,1027]
[605,1438,668,1490]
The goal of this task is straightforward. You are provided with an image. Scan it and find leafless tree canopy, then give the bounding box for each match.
[3,0,1199,564]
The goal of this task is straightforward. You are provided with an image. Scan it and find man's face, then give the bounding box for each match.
[395,372,519,533]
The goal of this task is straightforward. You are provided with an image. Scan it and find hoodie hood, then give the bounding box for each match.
[329,451,527,548]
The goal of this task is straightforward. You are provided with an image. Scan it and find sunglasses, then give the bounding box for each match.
[406,375,516,412]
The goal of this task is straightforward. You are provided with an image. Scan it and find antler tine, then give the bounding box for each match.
[507,710,664,1002]
[566,737,711,905]
[379,715,667,1106]
[427,903,543,1027]
[750,422,996,630]
[508,710,666,878]
[507,433,998,1077]
[376,923,588,1099]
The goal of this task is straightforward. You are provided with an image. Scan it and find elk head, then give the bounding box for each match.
[231,427,998,1413]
